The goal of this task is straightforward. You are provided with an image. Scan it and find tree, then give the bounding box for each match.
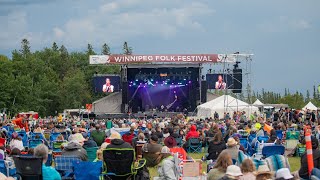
[313,85,317,99]
[86,44,95,55]
[123,42,132,55]
[19,39,31,57]
[306,90,310,102]
[52,42,59,51]
[102,43,111,55]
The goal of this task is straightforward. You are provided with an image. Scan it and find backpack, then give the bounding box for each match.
[135,165,150,180]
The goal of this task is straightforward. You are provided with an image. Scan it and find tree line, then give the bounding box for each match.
[0,39,133,117]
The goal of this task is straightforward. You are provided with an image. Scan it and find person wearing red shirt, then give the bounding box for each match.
[185,125,199,141]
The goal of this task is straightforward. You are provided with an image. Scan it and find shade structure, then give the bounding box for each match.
[302,101,318,111]
[197,95,259,118]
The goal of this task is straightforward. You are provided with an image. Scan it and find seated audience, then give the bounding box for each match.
[62,133,88,161]
[275,168,295,180]
[218,165,243,180]
[157,146,176,180]
[82,132,97,149]
[221,138,240,160]
[34,144,61,180]
[208,151,233,180]
[239,159,256,180]
[299,135,320,179]
[9,132,24,151]
[207,131,226,161]
[142,135,163,167]
[256,165,273,180]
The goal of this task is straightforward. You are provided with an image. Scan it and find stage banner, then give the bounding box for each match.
[90,54,237,64]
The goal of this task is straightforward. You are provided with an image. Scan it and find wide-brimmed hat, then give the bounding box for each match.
[69,133,86,143]
[226,138,237,147]
[275,168,293,179]
[225,165,243,177]
[257,165,272,175]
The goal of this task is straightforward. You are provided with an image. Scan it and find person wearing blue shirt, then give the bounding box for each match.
[34,144,61,180]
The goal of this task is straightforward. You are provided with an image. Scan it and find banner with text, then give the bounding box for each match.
[89,54,237,64]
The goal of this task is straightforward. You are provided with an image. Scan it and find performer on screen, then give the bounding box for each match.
[102,78,114,93]
[215,75,226,89]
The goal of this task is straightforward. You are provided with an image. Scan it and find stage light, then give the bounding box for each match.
[171,83,174,85]
[150,79,154,82]
[164,82,167,85]
[155,81,158,84]
[183,79,186,81]
[188,81,192,83]
[129,85,132,87]
[140,83,142,85]
[135,79,138,81]
[133,83,136,86]
[143,86,146,88]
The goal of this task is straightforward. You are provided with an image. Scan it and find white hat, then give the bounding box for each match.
[257,165,272,175]
[275,168,293,179]
[142,124,146,128]
[225,165,243,177]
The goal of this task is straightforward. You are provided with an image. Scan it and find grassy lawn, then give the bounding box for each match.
[148,153,301,178]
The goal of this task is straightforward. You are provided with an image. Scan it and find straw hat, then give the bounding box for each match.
[161,146,171,154]
[109,132,121,140]
[226,138,237,147]
[257,165,272,175]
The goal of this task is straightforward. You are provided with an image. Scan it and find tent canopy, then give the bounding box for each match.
[197,95,259,118]
[253,99,264,106]
[302,101,318,111]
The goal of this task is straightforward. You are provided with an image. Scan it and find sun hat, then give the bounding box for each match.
[164,136,177,148]
[109,132,121,140]
[161,146,171,154]
[225,165,243,177]
[69,133,86,143]
[226,138,237,147]
[257,165,272,175]
[275,168,293,179]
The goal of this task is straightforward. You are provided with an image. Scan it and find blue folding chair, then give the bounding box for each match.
[237,130,249,138]
[50,132,61,142]
[17,131,28,147]
[187,138,202,153]
[239,138,249,151]
[248,134,256,144]
[276,130,283,140]
[28,139,44,149]
[54,156,82,179]
[0,159,16,177]
[73,161,102,180]
[30,133,45,141]
[257,136,269,143]
[262,145,285,158]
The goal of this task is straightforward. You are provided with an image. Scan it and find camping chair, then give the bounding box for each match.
[54,156,82,179]
[175,137,183,147]
[30,133,45,141]
[0,159,16,177]
[73,161,103,180]
[262,145,285,158]
[50,132,61,142]
[239,138,249,151]
[0,138,6,147]
[28,139,44,149]
[275,130,283,140]
[285,131,300,150]
[187,138,202,153]
[248,134,256,144]
[102,148,146,179]
[13,156,43,180]
[257,136,269,143]
[265,155,290,171]
[17,131,28,147]
[61,131,70,140]
[296,144,306,157]
[238,130,249,138]
[43,131,51,140]
[85,147,98,162]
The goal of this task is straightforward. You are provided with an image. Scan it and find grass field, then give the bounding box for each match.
[148,153,301,178]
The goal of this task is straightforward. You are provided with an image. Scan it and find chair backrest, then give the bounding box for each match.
[54,156,82,172]
[52,140,67,152]
[239,138,248,149]
[103,148,135,176]
[85,147,98,162]
[257,136,269,143]
[17,131,28,147]
[50,132,61,142]
[28,139,44,149]
[275,130,283,140]
[175,137,182,146]
[13,156,43,180]
[0,160,6,176]
[248,134,256,143]
[73,161,103,180]
[0,138,6,146]
[262,145,285,157]
[188,138,201,146]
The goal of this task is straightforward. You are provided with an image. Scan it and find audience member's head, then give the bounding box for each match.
[240,159,255,173]
[9,148,21,156]
[34,144,49,163]
[213,151,233,172]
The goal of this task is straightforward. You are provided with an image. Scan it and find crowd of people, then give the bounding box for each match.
[0,108,318,180]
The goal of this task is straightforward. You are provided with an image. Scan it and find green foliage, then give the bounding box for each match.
[0,39,122,117]
[123,41,133,55]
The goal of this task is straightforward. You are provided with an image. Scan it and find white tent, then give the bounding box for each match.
[253,99,264,106]
[302,102,318,111]
[197,95,259,118]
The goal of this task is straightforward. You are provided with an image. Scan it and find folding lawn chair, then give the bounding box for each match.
[102,148,146,180]
[175,137,183,147]
[54,156,82,179]
[28,139,44,149]
[239,138,249,151]
[73,161,103,180]
[257,136,269,143]
[17,131,28,147]
[187,138,202,153]
[85,147,98,162]
[13,156,43,180]
[275,130,283,140]
[262,145,285,158]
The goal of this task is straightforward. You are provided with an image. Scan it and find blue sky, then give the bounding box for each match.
[0,0,319,94]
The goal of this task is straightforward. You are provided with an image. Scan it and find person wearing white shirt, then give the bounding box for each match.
[102,78,114,93]
[215,75,226,89]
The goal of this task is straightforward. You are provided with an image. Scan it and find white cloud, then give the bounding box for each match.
[53,27,64,38]
[257,16,312,33]
[50,0,214,48]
